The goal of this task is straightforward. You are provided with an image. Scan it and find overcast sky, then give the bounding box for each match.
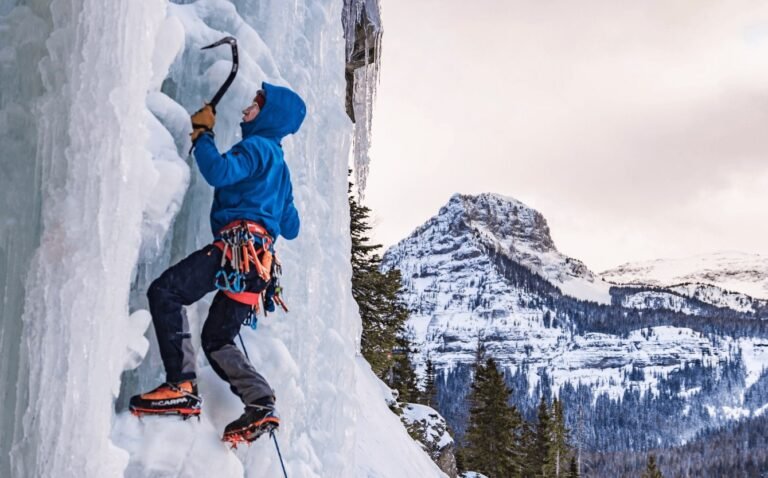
[364,0,768,272]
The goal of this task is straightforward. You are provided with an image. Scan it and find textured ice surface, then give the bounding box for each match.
[0,1,442,477]
[2,2,167,476]
[0,6,49,476]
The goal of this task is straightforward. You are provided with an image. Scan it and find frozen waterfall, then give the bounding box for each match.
[0,1,443,477]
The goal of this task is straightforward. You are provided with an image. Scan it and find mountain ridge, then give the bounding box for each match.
[602,251,768,301]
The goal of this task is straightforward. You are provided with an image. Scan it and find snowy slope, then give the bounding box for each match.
[603,252,768,301]
[0,1,443,477]
[354,359,449,478]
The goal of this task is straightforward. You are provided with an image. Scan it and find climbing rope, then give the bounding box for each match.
[237,333,288,478]
[271,430,288,478]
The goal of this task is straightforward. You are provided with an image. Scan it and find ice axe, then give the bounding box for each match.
[201,36,239,113]
[189,36,239,153]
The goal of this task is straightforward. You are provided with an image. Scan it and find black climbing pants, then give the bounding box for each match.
[147,243,274,406]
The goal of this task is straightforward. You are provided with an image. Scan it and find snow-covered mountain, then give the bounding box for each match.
[385,193,612,305]
[382,193,768,456]
[602,252,768,305]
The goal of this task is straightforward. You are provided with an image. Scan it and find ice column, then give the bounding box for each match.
[5,1,166,477]
[0,6,49,478]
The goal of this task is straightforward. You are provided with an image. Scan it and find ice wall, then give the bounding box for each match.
[0,1,166,476]
[0,1,443,476]
[117,1,361,476]
[0,6,48,477]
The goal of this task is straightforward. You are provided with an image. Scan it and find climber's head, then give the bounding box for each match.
[242,90,266,123]
[240,82,306,140]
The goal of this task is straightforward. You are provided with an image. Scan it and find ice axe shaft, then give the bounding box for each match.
[201,36,239,112]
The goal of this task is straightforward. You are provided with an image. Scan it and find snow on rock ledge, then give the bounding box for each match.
[401,403,458,477]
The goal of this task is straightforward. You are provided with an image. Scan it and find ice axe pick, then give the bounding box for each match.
[201,36,239,113]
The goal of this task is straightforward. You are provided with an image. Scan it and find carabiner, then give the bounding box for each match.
[215,269,230,291]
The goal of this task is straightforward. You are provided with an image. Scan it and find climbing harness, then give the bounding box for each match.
[213,220,289,322]
[213,220,272,287]
[213,220,272,293]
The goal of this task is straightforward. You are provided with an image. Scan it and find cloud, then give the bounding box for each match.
[367,0,768,269]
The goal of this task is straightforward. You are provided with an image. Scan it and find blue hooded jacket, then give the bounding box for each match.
[193,82,306,241]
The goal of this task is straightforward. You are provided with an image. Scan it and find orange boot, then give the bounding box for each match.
[129,381,201,418]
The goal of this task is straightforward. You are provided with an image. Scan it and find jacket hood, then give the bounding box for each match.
[241,82,306,141]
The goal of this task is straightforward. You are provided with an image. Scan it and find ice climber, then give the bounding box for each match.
[130,82,306,445]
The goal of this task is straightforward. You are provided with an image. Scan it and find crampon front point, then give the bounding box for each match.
[130,406,201,420]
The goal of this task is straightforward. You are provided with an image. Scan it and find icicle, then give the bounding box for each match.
[342,0,383,197]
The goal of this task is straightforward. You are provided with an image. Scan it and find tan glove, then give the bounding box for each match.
[190,104,215,142]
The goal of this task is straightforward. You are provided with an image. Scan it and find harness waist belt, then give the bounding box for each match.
[218,219,271,241]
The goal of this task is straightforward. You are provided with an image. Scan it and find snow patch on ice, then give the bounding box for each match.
[113,412,243,477]
[123,310,152,372]
[463,472,490,478]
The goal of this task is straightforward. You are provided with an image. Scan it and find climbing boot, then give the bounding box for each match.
[129,381,201,419]
[222,403,279,447]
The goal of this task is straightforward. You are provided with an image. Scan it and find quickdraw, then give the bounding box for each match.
[212,220,289,316]
[213,220,272,293]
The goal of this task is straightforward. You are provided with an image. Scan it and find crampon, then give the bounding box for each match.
[222,416,279,448]
[130,406,201,420]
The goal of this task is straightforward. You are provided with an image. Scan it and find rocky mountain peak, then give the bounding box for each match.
[442,193,556,252]
[387,192,611,306]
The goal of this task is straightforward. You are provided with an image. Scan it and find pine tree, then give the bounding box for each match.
[544,398,570,477]
[462,357,522,478]
[423,357,437,407]
[567,456,578,478]
[349,178,411,379]
[641,453,664,478]
[527,395,551,477]
[520,420,538,478]
[390,334,421,403]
